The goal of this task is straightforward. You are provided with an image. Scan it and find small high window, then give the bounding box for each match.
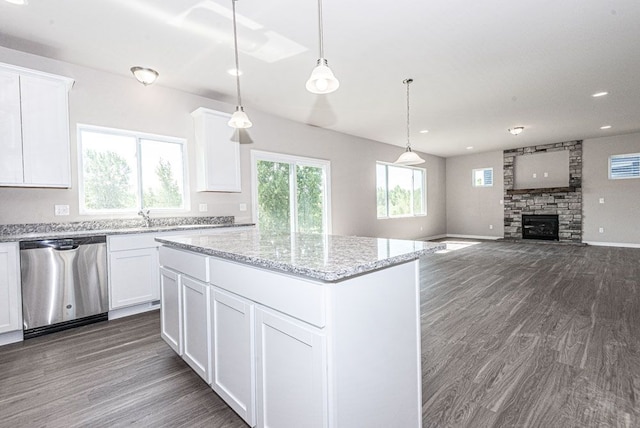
[472,168,493,187]
[609,153,640,179]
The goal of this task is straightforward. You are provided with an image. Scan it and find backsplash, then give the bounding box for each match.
[0,216,235,236]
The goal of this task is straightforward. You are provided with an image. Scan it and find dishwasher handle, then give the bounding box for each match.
[19,236,106,250]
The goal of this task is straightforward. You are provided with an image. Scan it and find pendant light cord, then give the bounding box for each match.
[317,0,324,59]
[232,0,242,106]
[404,78,413,150]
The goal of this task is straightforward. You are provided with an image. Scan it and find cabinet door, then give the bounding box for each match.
[182,276,211,382]
[160,267,182,355]
[109,248,159,309]
[191,108,241,192]
[20,74,70,187]
[0,70,24,184]
[210,288,256,426]
[0,243,22,334]
[255,307,327,428]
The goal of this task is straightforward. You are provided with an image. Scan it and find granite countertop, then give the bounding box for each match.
[0,217,254,242]
[157,229,445,282]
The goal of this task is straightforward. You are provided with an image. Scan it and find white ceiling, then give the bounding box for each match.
[1,0,639,157]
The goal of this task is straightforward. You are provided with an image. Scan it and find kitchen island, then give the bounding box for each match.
[156,229,444,428]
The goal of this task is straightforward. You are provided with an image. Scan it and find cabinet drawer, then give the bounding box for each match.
[108,233,159,251]
[160,246,209,283]
[209,258,326,328]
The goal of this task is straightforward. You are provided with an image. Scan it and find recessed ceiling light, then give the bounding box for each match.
[592,91,608,97]
[419,129,429,134]
[600,125,612,130]
[4,0,27,4]
[508,127,524,135]
[227,68,243,76]
[466,146,474,150]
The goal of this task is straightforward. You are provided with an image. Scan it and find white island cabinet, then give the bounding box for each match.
[157,230,445,428]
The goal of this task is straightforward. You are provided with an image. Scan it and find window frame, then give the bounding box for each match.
[77,124,189,215]
[250,150,332,234]
[609,153,640,180]
[472,167,494,187]
[376,161,427,219]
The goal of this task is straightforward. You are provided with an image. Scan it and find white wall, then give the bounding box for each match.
[0,46,446,240]
[445,151,504,239]
[583,133,640,246]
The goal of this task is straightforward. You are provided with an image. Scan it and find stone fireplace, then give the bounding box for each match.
[503,141,583,243]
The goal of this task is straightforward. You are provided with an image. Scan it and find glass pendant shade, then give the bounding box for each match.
[228,106,252,128]
[130,67,159,86]
[306,58,339,94]
[394,147,425,166]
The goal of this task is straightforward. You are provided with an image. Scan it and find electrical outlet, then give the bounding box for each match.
[499,199,504,205]
[239,203,247,212]
[599,197,605,204]
[54,205,69,216]
[489,224,493,230]
[198,203,208,212]
[543,172,548,177]
[533,173,537,178]
[599,227,604,233]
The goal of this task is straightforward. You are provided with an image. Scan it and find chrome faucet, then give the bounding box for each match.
[138,209,152,227]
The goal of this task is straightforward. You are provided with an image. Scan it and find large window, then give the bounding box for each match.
[609,153,640,179]
[251,151,331,234]
[472,167,493,187]
[377,162,426,218]
[78,125,187,214]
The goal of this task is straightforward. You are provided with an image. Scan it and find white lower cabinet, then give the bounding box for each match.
[182,275,212,383]
[0,242,22,335]
[109,248,159,309]
[210,288,256,426]
[159,267,182,355]
[255,307,327,428]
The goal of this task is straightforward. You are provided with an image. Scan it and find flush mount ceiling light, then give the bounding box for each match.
[394,78,425,166]
[228,0,252,129]
[600,125,612,130]
[4,0,27,5]
[592,91,609,97]
[130,67,159,86]
[508,126,524,136]
[306,0,339,94]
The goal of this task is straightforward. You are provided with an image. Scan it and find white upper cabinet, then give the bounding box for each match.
[191,108,242,192]
[0,62,73,188]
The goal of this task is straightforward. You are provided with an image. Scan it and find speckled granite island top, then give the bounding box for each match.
[156,229,445,282]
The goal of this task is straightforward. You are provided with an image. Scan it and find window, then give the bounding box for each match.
[376,162,426,218]
[251,151,331,234]
[78,125,187,213]
[472,168,493,187]
[609,153,640,179]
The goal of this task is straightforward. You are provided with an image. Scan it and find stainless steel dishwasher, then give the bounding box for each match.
[20,236,108,338]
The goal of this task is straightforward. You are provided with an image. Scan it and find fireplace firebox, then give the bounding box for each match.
[522,214,559,241]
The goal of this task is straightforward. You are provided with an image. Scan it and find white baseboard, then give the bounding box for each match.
[420,234,447,241]
[109,301,160,320]
[0,330,23,346]
[583,241,640,249]
[446,234,502,240]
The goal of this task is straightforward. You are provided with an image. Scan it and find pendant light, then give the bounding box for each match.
[228,0,252,129]
[306,0,339,94]
[394,78,425,165]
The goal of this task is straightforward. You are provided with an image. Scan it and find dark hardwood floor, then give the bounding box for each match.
[420,240,640,427]
[0,240,638,427]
